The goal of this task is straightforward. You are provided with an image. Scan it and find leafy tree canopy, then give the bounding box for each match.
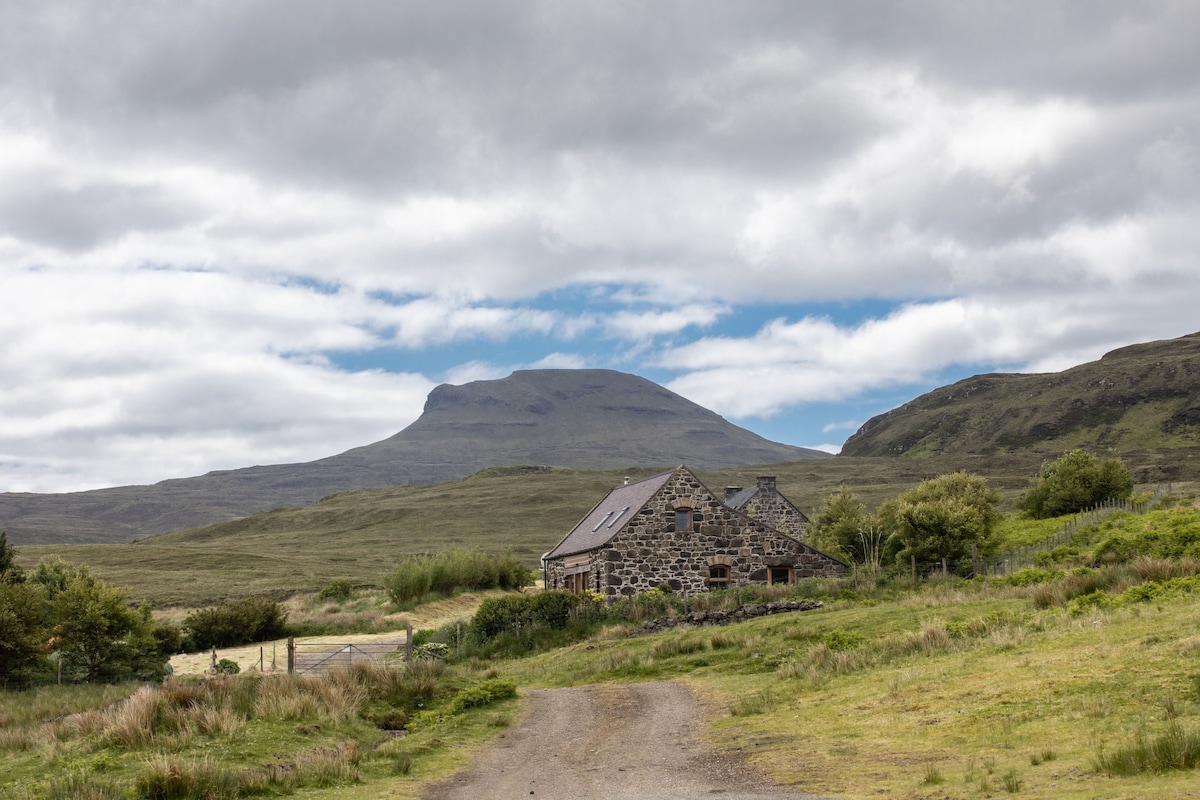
[0,581,47,684]
[1018,450,1134,519]
[51,572,166,682]
[27,557,92,601]
[885,471,1000,568]
[0,531,22,584]
[810,487,867,563]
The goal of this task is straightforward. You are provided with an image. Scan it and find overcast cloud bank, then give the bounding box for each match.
[2,1,1199,492]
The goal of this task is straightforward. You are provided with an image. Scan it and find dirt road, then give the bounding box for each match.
[421,682,826,800]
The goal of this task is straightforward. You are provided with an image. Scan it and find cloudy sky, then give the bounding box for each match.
[2,1,1199,494]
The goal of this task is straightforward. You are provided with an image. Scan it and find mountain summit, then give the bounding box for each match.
[1,369,826,544]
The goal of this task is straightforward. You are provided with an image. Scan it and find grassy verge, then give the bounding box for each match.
[0,658,520,800]
[495,583,1200,799]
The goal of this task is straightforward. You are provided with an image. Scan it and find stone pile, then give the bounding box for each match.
[639,599,823,633]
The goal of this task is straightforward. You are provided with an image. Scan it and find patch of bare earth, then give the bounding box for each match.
[422,682,828,800]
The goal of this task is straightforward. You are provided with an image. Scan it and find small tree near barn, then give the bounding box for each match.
[885,471,1000,573]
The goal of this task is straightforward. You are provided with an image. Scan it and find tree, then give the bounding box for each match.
[50,571,165,682]
[0,531,23,584]
[886,471,1000,572]
[1018,450,1134,519]
[810,488,867,563]
[27,557,88,600]
[0,581,47,686]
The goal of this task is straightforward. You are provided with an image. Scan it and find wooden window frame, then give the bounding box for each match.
[707,564,730,588]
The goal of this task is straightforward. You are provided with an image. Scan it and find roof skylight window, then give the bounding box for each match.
[607,507,630,528]
[592,511,614,532]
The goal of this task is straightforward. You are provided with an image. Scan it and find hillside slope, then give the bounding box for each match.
[842,331,1200,458]
[0,369,826,545]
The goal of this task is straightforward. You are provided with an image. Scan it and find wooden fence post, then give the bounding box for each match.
[406,624,413,664]
[287,637,295,674]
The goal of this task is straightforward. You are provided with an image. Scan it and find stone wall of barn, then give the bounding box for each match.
[547,468,844,598]
[740,476,811,540]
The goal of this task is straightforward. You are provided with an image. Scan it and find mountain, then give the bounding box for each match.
[0,369,828,545]
[841,331,1200,458]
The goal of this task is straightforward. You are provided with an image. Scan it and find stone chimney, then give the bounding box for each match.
[756,476,777,493]
[724,487,742,503]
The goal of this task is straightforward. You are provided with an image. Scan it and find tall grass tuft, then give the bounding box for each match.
[386,547,532,605]
[254,675,322,721]
[135,755,241,800]
[293,742,362,788]
[44,770,126,800]
[105,685,167,749]
[1094,722,1200,775]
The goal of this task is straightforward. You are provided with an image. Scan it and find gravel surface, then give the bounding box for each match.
[421,682,827,800]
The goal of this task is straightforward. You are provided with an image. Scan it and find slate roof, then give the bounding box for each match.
[544,468,677,560]
[724,486,758,510]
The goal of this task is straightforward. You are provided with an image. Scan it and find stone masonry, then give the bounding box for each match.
[545,466,845,598]
[725,475,811,540]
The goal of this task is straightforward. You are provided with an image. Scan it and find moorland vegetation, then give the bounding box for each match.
[5,452,1200,797]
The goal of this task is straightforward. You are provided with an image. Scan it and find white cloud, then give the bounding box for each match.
[660,287,1198,420]
[3,2,1200,493]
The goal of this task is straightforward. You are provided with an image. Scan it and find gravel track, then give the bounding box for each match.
[421,682,826,800]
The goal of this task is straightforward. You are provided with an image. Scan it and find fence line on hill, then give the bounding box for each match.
[977,485,1170,578]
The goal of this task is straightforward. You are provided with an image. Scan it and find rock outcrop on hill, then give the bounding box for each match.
[1,369,827,544]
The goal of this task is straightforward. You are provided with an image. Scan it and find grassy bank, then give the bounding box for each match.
[495,582,1200,798]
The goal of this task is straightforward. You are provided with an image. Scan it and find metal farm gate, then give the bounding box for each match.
[286,627,413,675]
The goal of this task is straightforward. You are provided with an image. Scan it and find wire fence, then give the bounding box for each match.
[977,485,1170,578]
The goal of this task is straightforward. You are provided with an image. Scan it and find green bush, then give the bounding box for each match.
[823,630,865,652]
[318,579,354,602]
[183,598,288,651]
[1019,450,1134,519]
[152,621,184,656]
[1003,567,1061,587]
[214,658,240,675]
[471,591,581,641]
[448,677,517,713]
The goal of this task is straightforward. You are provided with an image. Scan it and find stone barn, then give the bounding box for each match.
[543,465,845,598]
[723,475,811,540]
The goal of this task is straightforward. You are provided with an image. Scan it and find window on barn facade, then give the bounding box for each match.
[707,565,729,588]
[675,508,692,530]
[768,566,792,585]
[565,570,590,594]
